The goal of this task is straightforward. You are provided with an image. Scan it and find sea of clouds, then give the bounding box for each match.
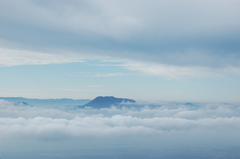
[1,99,240,159]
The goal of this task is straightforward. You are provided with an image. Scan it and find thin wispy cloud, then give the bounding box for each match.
[122,61,240,79]
[86,73,125,77]
[0,48,85,66]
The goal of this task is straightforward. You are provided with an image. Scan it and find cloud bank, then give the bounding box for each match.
[1,100,240,138]
[1,100,240,158]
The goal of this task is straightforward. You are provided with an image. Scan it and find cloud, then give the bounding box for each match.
[1,115,239,138]
[1,105,240,140]
[122,61,240,78]
[79,71,126,77]
[1,100,240,136]
[1,47,238,78]
[1,100,240,158]
[1,0,240,69]
[89,73,125,77]
[0,99,80,119]
[2,0,240,39]
[0,48,84,66]
[0,0,142,39]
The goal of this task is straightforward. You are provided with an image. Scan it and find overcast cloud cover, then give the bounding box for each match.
[1,0,240,69]
[1,100,240,158]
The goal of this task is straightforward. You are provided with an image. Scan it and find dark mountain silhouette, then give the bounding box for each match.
[79,96,136,108]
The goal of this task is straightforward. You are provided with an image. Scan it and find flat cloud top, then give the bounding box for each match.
[1,99,240,158]
[1,100,240,137]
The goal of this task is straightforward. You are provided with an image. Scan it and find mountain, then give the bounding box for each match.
[79,96,136,108]
[0,97,90,108]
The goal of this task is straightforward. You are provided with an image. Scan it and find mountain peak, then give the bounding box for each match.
[80,96,136,108]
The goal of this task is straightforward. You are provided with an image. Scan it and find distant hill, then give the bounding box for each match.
[12,101,32,107]
[79,96,136,108]
[0,97,90,108]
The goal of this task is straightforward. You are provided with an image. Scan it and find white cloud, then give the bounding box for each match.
[1,114,240,140]
[1,100,240,136]
[1,100,240,157]
[0,48,85,66]
[2,0,240,39]
[1,0,240,71]
[88,73,125,77]
[1,0,143,40]
[122,61,240,78]
[1,47,239,79]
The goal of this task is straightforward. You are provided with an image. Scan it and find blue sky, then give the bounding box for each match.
[1,0,240,102]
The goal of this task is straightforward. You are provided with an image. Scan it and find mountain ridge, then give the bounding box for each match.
[79,96,136,108]
[0,97,90,107]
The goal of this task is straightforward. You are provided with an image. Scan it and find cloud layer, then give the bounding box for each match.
[1,100,240,138]
[1,0,240,69]
[1,100,240,158]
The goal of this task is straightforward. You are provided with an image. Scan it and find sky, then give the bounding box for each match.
[1,0,240,102]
